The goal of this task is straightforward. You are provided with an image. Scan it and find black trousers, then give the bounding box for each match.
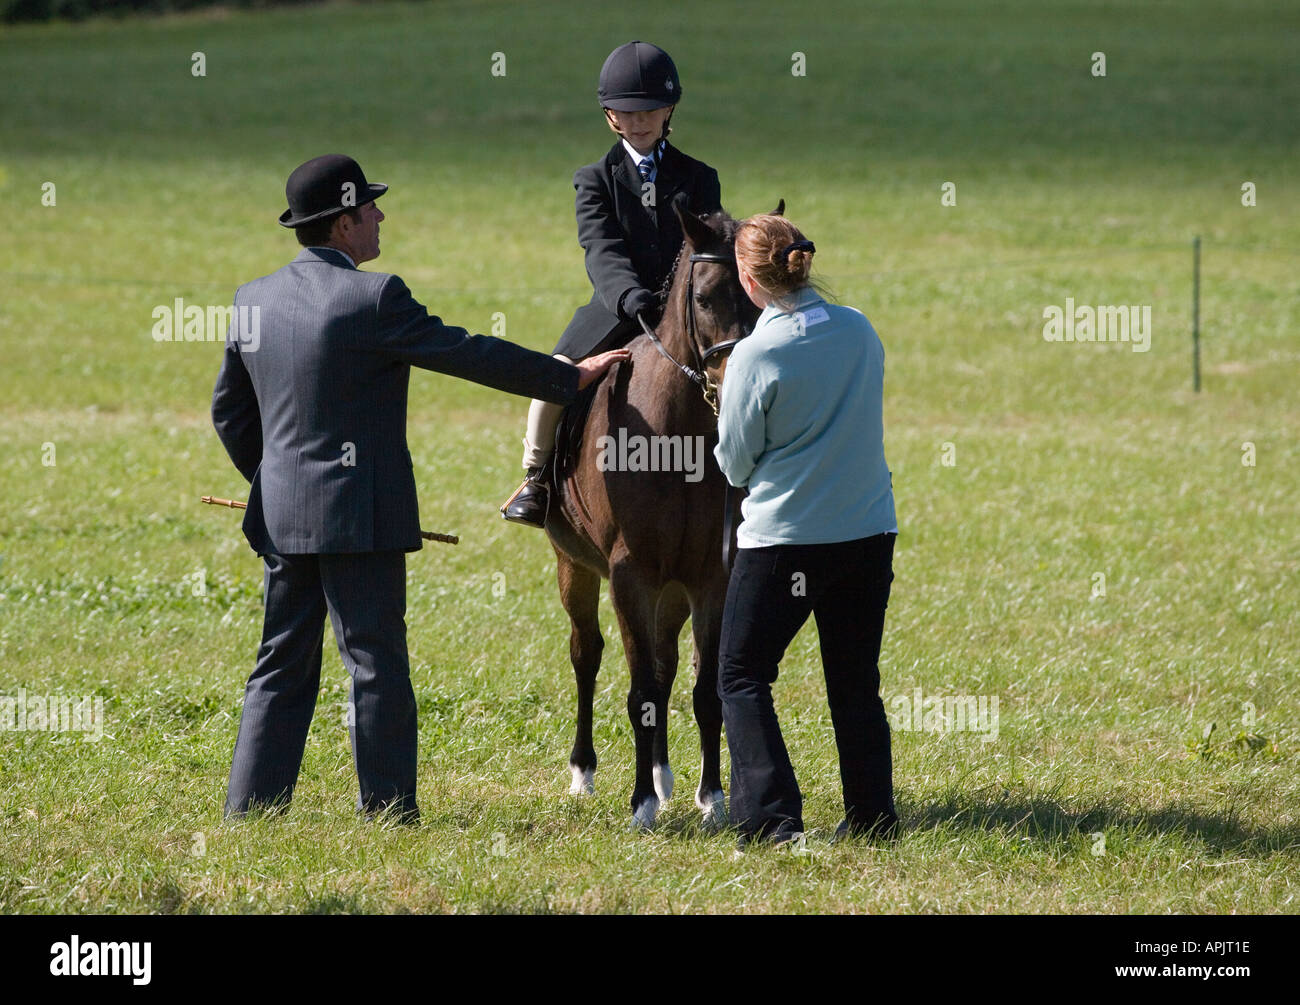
[225,550,418,820]
[718,533,896,838]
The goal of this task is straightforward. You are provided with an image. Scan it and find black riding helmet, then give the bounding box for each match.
[598,40,681,110]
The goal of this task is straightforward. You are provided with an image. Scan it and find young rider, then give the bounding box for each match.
[501,40,723,526]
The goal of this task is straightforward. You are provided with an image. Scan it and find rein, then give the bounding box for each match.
[637,250,746,417]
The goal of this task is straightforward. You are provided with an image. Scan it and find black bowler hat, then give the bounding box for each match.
[278,154,388,228]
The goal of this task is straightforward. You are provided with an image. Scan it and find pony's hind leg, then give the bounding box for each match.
[689,581,729,828]
[652,583,692,804]
[609,555,666,830]
[556,550,603,795]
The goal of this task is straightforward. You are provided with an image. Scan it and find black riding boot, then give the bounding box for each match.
[501,466,550,528]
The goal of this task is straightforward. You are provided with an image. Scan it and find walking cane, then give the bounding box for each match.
[200,496,459,545]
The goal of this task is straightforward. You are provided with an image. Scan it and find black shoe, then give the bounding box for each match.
[832,811,899,844]
[501,467,549,527]
[361,799,420,826]
[736,822,804,852]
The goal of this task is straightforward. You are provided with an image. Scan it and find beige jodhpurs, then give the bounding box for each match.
[520,354,573,470]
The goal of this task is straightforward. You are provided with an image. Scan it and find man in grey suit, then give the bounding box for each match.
[212,154,628,822]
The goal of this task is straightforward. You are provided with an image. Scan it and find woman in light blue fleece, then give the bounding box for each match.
[714,212,898,848]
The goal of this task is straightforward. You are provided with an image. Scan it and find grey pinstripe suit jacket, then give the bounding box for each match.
[211,247,578,555]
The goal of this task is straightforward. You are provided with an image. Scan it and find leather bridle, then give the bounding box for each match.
[637,250,748,417]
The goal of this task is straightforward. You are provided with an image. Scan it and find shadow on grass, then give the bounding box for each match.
[904,785,1297,857]
[629,780,1297,857]
[303,891,369,915]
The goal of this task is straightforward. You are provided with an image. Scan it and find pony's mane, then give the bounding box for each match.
[654,209,741,308]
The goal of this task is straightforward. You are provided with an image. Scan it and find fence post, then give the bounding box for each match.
[1192,236,1201,392]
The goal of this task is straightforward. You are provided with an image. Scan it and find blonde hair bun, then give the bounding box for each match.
[736,215,817,301]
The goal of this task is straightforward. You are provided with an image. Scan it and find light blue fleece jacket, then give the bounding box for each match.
[713,286,897,548]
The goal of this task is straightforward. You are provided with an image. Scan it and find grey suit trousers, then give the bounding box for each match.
[224,550,417,820]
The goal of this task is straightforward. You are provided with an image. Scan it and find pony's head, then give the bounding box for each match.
[666,196,769,386]
[668,198,791,389]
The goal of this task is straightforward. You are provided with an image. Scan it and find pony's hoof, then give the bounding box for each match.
[697,790,728,829]
[653,763,674,803]
[630,796,660,831]
[569,766,595,795]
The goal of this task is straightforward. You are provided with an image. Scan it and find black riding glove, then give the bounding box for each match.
[620,287,660,326]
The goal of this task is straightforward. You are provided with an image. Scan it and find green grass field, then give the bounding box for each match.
[1,0,1297,913]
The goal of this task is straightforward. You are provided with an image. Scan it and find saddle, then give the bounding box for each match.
[551,376,602,491]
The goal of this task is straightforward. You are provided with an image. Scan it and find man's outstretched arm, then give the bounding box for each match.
[372,276,583,403]
[372,275,629,400]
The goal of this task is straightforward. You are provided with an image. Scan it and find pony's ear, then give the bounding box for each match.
[672,192,716,249]
[771,198,785,216]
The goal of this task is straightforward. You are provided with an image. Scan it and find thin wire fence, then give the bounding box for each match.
[2,240,1296,295]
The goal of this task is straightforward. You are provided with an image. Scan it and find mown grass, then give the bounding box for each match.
[0,0,1296,913]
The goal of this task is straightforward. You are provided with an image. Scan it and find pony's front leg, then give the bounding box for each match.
[690,581,729,829]
[651,584,692,806]
[556,550,603,795]
[610,557,665,830]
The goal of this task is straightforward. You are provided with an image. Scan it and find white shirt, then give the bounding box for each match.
[309,246,356,268]
[622,139,661,183]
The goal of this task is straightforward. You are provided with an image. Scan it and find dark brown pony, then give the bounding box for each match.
[545,200,768,829]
